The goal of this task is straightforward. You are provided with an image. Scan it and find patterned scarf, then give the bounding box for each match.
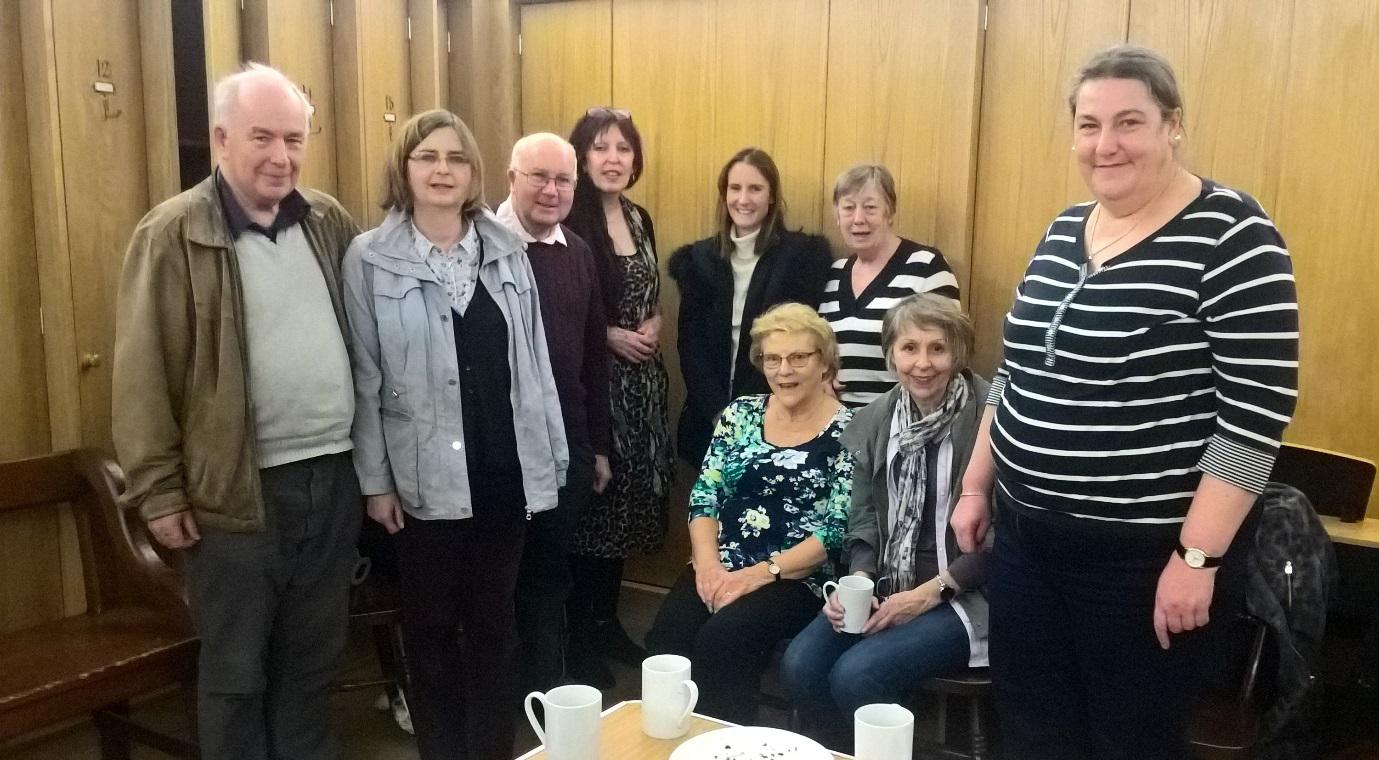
[880,374,970,593]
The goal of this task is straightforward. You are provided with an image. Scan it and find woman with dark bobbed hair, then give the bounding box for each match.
[669,147,833,468]
[562,107,674,684]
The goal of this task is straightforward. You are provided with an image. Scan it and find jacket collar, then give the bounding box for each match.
[367,206,523,265]
[183,174,331,250]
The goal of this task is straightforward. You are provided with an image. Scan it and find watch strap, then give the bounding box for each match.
[1176,544,1223,569]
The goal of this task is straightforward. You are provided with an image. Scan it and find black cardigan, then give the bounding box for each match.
[668,229,834,466]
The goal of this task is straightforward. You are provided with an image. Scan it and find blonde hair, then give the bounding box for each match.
[379,109,485,215]
[881,293,974,373]
[748,302,841,380]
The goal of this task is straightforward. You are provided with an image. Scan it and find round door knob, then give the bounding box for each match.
[80,353,102,370]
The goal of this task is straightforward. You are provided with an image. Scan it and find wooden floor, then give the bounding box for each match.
[5,583,1379,759]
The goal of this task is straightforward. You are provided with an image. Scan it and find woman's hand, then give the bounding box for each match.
[367,493,405,534]
[862,582,941,635]
[637,314,662,348]
[694,561,731,609]
[1153,553,1216,649]
[607,326,656,363]
[951,492,992,553]
[710,566,772,612]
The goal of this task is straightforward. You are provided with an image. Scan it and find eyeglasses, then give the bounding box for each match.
[586,106,631,119]
[408,151,468,169]
[760,350,819,370]
[514,168,575,191]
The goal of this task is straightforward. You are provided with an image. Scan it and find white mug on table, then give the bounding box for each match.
[524,684,601,760]
[854,702,914,760]
[641,653,699,739]
[822,575,874,634]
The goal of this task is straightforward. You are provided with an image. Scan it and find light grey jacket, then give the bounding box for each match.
[343,207,569,519]
[840,372,991,666]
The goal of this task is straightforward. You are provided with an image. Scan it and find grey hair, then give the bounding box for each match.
[881,293,974,374]
[832,163,898,218]
[509,132,577,171]
[212,62,311,128]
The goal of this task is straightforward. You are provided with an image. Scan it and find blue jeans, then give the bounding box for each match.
[781,601,970,741]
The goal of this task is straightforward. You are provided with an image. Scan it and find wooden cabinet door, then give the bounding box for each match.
[52,0,151,453]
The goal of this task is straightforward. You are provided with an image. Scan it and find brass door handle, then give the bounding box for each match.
[80,353,102,370]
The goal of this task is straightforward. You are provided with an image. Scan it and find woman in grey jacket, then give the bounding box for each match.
[782,293,990,749]
[343,109,567,760]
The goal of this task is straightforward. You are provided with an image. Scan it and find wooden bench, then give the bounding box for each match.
[0,448,199,758]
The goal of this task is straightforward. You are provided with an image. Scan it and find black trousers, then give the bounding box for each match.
[393,482,526,760]
[184,451,362,760]
[988,494,1251,760]
[645,564,819,725]
[516,445,595,692]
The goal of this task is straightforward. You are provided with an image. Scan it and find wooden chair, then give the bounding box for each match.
[919,669,996,760]
[1269,443,1375,522]
[0,449,199,758]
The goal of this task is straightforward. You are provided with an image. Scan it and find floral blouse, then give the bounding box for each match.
[689,395,855,593]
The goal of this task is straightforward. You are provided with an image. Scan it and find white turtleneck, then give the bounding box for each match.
[729,227,761,387]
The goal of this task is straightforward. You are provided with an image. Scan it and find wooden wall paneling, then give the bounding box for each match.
[1131,0,1379,513]
[611,0,718,587]
[448,0,521,203]
[823,0,985,294]
[138,0,181,203]
[334,0,412,227]
[0,0,66,636]
[410,0,450,111]
[518,0,612,135]
[715,0,830,234]
[202,0,244,165]
[242,0,340,197]
[967,0,1130,375]
[21,0,81,454]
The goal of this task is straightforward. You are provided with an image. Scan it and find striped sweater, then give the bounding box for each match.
[988,179,1298,523]
[819,238,960,407]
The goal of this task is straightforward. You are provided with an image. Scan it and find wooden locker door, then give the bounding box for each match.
[243,0,340,197]
[335,0,412,228]
[53,0,151,453]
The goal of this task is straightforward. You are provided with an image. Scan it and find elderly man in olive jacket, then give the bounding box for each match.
[112,63,361,760]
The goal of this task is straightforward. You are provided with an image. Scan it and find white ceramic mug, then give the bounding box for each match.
[641,654,699,739]
[854,702,914,760]
[524,684,601,760]
[821,575,875,633]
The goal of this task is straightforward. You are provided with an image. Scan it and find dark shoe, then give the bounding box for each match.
[564,649,615,690]
[593,618,647,667]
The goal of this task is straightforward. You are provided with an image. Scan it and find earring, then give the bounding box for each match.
[1172,133,1183,142]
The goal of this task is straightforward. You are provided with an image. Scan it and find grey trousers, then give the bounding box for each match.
[184,451,363,760]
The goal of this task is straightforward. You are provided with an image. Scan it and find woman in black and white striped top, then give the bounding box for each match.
[951,46,1298,758]
[818,164,959,408]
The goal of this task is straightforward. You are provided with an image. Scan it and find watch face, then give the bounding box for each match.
[1183,547,1207,568]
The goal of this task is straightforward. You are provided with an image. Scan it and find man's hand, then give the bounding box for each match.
[367,493,406,534]
[593,454,612,494]
[148,511,201,549]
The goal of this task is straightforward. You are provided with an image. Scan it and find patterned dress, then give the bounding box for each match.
[689,395,855,593]
[571,199,674,557]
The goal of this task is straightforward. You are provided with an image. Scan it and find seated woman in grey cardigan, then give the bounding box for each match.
[782,293,991,749]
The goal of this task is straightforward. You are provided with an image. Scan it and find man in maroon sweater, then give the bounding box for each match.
[497,133,614,690]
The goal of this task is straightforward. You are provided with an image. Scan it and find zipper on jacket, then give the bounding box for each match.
[1284,560,1294,611]
[526,508,533,521]
[1043,263,1092,367]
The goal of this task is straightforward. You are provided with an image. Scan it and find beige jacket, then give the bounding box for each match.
[112,175,359,531]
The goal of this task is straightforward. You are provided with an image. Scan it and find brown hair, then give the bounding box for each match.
[832,163,898,218]
[1068,45,1184,126]
[379,109,485,216]
[716,147,787,258]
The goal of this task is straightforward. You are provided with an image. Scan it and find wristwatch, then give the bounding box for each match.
[935,575,956,602]
[1176,544,1223,569]
[766,558,782,581]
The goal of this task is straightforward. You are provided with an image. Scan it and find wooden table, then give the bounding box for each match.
[1320,515,1379,548]
[514,700,853,760]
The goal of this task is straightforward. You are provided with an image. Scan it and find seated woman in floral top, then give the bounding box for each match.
[646,302,855,725]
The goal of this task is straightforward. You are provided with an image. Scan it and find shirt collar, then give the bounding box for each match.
[496,196,567,246]
[214,168,310,242]
[412,218,480,260]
